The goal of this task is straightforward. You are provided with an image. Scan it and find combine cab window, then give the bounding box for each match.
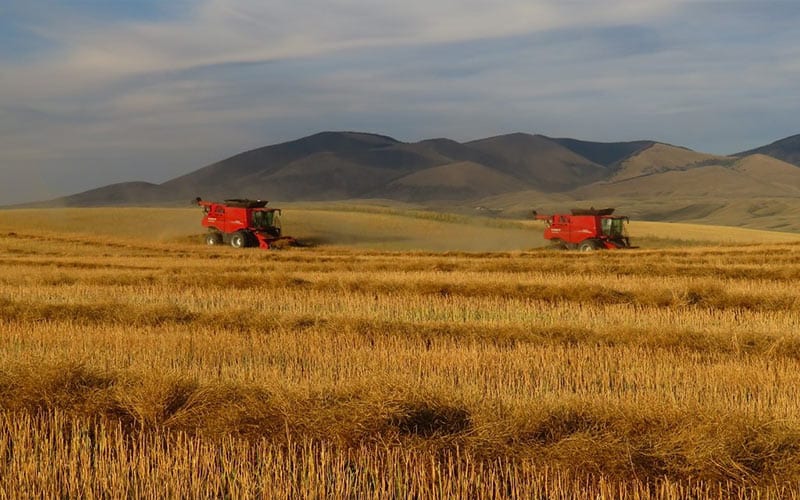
[252,211,275,228]
[602,218,624,237]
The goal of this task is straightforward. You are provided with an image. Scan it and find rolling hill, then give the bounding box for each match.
[159,131,428,200]
[463,133,608,190]
[731,154,800,194]
[576,166,778,199]
[48,182,170,206]
[547,137,654,167]
[737,134,800,167]
[383,161,524,201]
[33,131,658,206]
[608,143,730,181]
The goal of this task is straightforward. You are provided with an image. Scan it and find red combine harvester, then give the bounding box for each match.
[533,208,634,251]
[196,198,295,249]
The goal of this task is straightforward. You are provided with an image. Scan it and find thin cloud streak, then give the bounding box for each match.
[1,1,686,97]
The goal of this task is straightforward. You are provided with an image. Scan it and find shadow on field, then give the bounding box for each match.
[389,401,472,438]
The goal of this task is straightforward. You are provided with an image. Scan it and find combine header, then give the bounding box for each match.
[533,208,634,251]
[196,198,296,249]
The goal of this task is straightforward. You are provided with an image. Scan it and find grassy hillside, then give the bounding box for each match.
[610,143,727,181]
[737,133,800,166]
[384,161,523,201]
[465,133,607,190]
[732,154,800,194]
[2,213,800,496]
[577,166,787,198]
[548,137,654,167]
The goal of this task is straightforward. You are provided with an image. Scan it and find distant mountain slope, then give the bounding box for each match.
[239,152,420,201]
[18,182,167,208]
[610,144,730,181]
[161,131,624,201]
[465,133,607,190]
[548,137,654,167]
[736,134,800,167]
[161,131,402,196]
[731,154,800,194]
[11,129,800,233]
[574,165,789,199]
[397,138,504,168]
[383,161,524,201]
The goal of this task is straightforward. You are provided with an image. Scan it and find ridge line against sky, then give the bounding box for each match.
[1,0,799,204]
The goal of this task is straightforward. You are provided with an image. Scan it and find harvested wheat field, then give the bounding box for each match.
[1,208,800,498]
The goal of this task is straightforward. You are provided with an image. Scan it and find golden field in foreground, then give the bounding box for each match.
[1,208,800,497]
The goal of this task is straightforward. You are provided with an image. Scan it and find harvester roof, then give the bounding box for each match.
[222,199,269,208]
[570,208,615,216]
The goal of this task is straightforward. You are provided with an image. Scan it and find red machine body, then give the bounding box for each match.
[197,198,293,249]
[534,208,634,251]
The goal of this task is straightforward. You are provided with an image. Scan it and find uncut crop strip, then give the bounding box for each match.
[2,231,800,494]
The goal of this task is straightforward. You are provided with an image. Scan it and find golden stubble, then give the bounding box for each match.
[1,219,800,497]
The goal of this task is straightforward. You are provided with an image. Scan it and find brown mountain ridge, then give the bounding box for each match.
[14,131,800,232]
[736,134,800,167]
[19,131,665,205]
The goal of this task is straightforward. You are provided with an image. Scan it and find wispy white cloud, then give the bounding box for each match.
[3,1,689,95]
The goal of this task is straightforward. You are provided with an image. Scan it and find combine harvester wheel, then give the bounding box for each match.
[205,233,222,245]
[230,231,248,248]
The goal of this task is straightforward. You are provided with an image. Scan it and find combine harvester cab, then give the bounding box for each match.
[534,208,636,251]
[196,198,295,249]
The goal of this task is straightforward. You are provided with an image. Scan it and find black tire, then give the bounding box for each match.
[578,240,600,252]
[205,233,222,246]
[230,231,248,249]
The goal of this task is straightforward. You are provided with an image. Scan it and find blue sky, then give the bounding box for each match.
[1,0,799,204]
